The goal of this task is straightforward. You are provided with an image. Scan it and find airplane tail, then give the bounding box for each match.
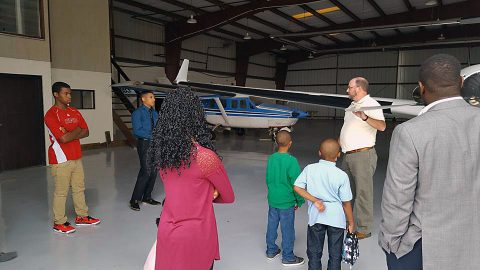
[175,59,189,83]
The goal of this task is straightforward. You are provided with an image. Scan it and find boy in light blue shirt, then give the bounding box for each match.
[294,138,354,270]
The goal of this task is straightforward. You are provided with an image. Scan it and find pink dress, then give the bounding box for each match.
[155,145,235,270]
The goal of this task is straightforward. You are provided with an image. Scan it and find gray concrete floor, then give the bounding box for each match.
[0,119,397,270]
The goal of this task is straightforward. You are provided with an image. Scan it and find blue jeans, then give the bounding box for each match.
[385,239,422,270]
[307,223,344,270]
[266,206,295,261]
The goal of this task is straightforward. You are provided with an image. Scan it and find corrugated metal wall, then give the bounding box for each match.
[181,35,236,74]
[113,11,165,63]
[112,10,276,82]
[248,53,276,79]
[286,46,480,117]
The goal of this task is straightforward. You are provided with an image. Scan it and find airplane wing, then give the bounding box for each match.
[178,81,423,117]
[172,59,423,118]
[111,81,236,97]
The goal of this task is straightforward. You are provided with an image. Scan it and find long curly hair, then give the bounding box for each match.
[148,87,216,173]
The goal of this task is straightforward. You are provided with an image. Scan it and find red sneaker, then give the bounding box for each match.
[75,216,101,226]
[53,222,76,234]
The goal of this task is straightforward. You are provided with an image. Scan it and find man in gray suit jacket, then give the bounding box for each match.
[379,54,480,270]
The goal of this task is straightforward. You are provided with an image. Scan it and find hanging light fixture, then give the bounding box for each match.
[243,32,252,40]
[308,52,314,59]
[187,14,197,24]
[187,0,197,24]
[280,44,287,51]
[437,33,445,40]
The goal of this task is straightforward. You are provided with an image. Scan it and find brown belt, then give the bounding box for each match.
[346,147,373,154]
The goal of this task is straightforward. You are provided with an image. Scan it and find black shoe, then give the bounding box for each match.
[266,249,281,260]
[142,198,161,205]
[282,256,305,266]
[0,251,17,262]
[130,201,140,211]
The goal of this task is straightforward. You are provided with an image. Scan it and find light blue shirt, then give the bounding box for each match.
[294,160,352,229]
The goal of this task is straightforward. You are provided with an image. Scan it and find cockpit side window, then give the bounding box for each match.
[231,100,238,109]
[220,99,227,109]
[239,99,247,109]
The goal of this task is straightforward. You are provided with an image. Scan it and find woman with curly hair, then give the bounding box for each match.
[149,87,235,270]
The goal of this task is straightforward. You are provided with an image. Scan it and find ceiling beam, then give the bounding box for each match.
[165,0,320,43]
[250,0,480,57]
[275,1,480,39]
[300,4,361,43]
[329,0,360,21]
[203,0,292,34]
[114,0,249,41]
[270,8,345,45]
[112,6,169,24]
[402,0,414,12]
[367,0,386,17]
[289,24,480,63]
[114,0,183,20]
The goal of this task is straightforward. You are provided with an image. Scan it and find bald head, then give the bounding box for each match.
[347,77,369,101]
[276,130,292,147]
[354,77,369,92]
[319,138,341,161]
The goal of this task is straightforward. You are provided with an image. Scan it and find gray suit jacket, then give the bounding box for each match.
[379,99,480,270]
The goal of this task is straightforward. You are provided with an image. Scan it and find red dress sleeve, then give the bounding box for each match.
[197,147,235,204]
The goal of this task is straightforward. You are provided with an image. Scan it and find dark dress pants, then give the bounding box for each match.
[131,139,157,202]
[385,239,422,270]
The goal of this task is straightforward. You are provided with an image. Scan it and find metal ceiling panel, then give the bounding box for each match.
[236,18,284,35]
[409,0,467,9]
[310,35,337,45]
[375,29,398,37]
[331,33,356,42]
[321,10,355,24]
[334,0,378,20]
[219,24,264,39]
[374,0,408,15]
[352,31,375,40]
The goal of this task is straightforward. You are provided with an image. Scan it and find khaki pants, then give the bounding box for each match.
[341,148,377,234]
[51,159,89,224]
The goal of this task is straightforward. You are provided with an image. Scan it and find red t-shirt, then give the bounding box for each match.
[44,106,88,164]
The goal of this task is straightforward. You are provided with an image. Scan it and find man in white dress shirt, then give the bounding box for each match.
[339,77,386,239]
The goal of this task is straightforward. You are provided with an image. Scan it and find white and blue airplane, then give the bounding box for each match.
[112,60,309,135]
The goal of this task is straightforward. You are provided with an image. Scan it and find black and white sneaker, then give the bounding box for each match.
[130,201,140,211]
[282,256,305,266]
[266,249,281,260]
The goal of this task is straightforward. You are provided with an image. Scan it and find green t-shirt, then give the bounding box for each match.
[266,152,305,209]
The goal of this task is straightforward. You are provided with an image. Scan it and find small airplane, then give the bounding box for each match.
[112,64,308,136]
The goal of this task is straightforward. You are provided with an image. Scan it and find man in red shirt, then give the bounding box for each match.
[44,82,100,234]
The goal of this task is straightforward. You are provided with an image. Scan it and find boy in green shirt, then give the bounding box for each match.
[265,130,307,266]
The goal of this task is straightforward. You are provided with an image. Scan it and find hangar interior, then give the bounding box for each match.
[1,0,480,269]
